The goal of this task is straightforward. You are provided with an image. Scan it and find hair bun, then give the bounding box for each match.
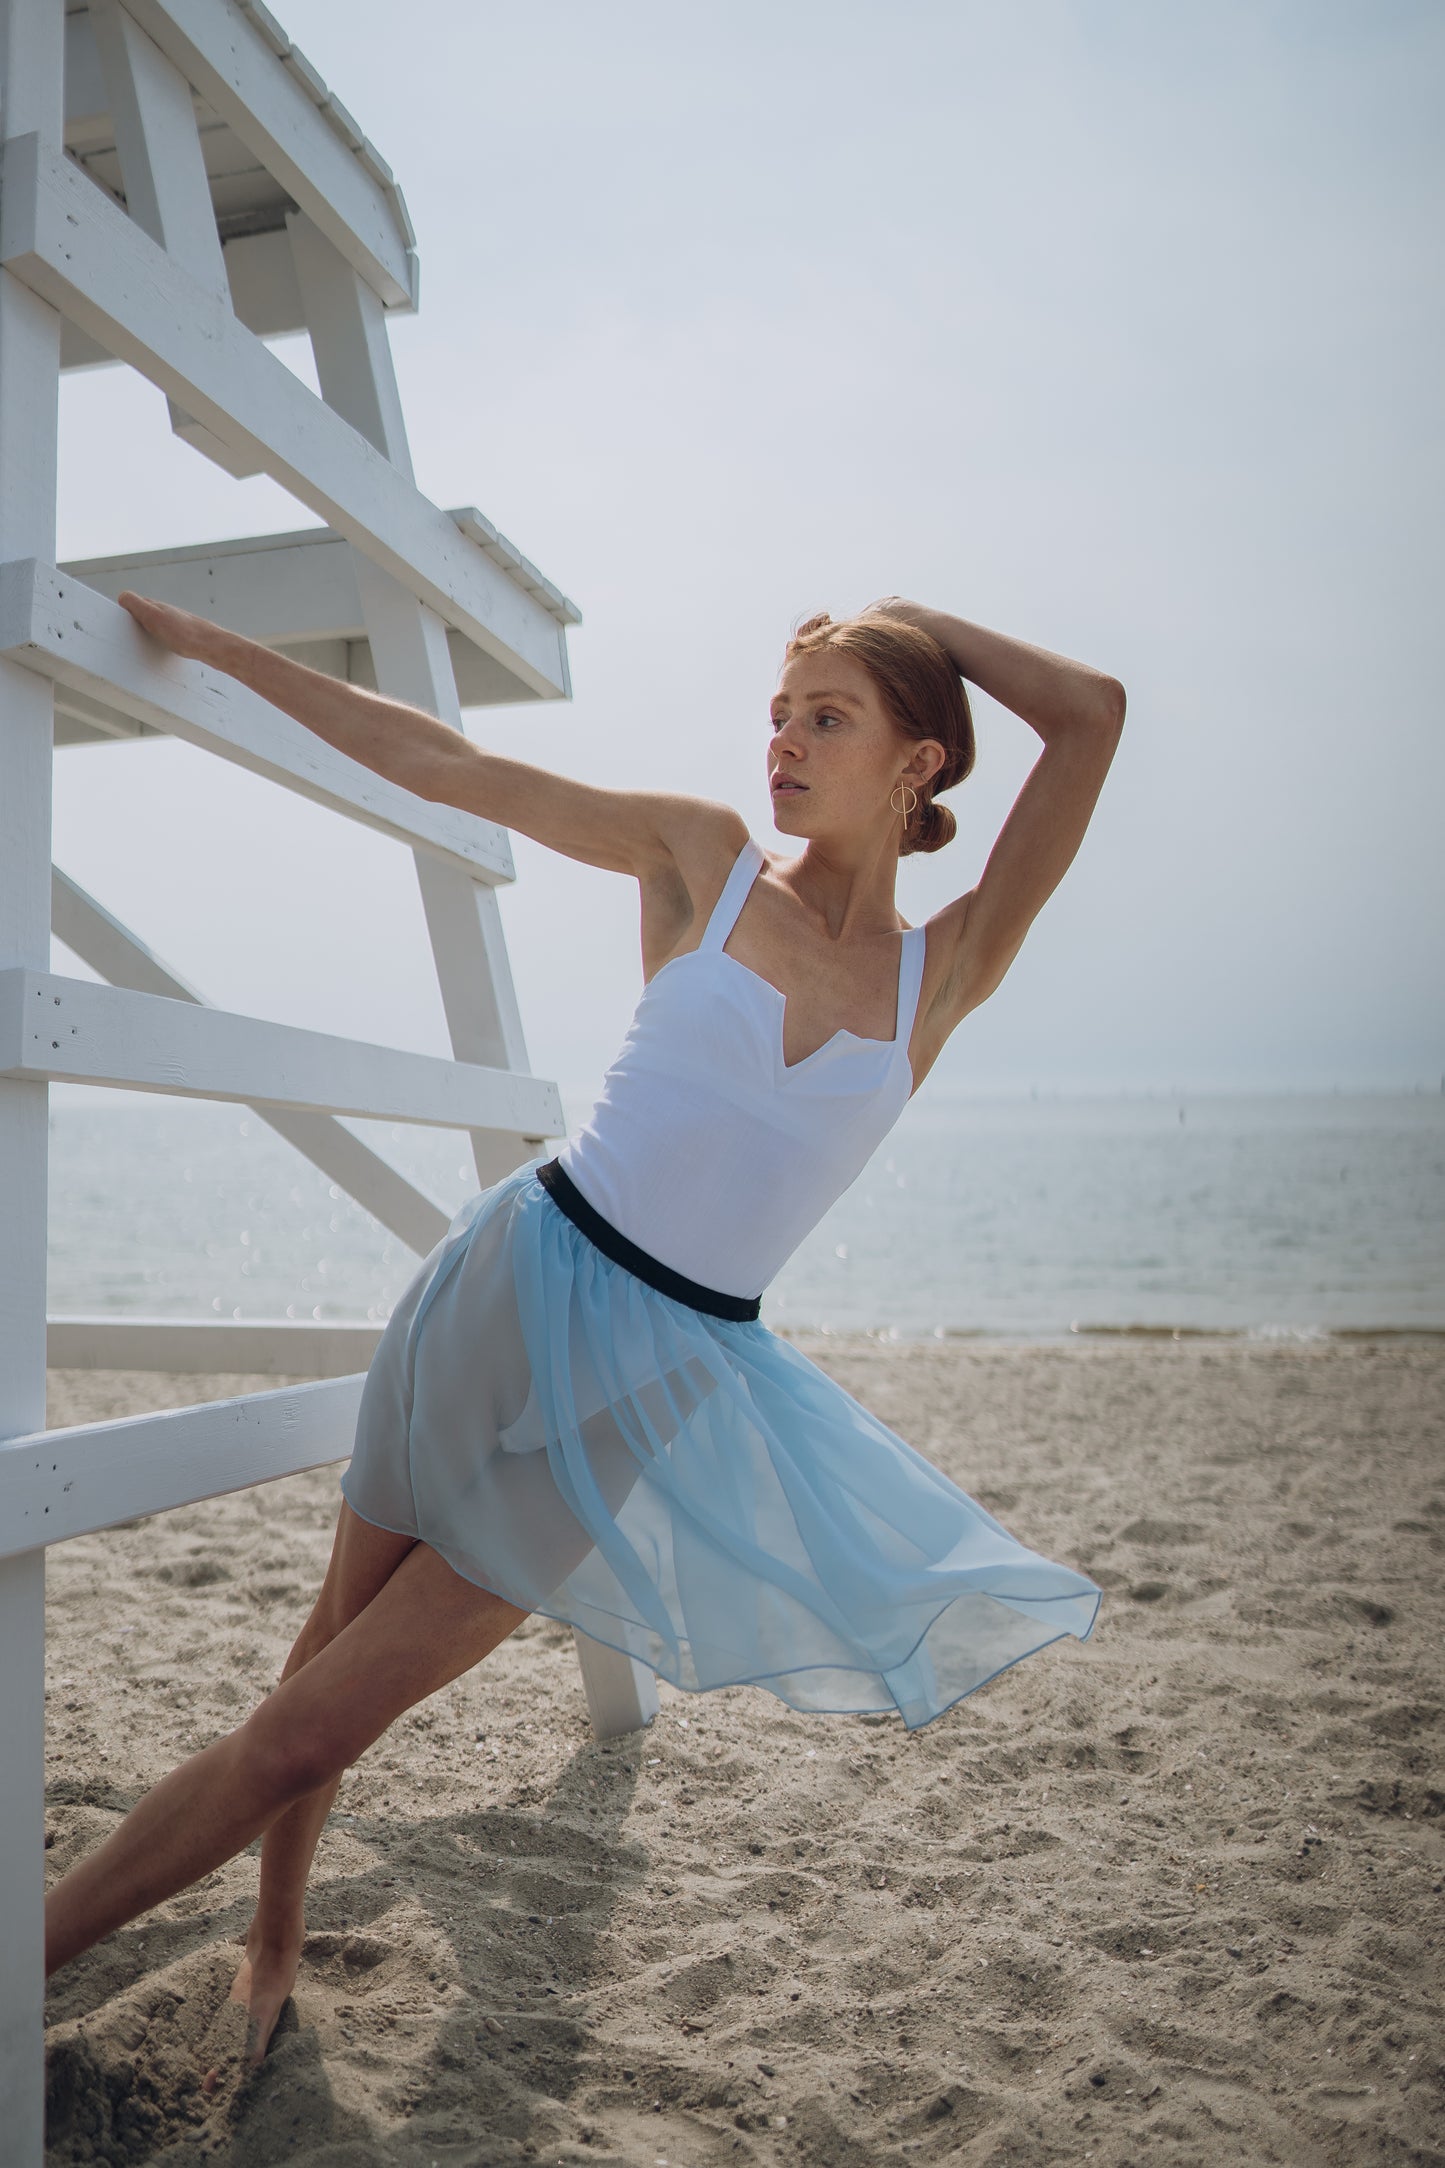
[903,797,956,857]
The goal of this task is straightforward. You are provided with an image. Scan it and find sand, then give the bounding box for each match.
[40,1338,1444,2168]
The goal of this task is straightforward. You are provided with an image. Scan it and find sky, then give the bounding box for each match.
[48,0,1444,1111]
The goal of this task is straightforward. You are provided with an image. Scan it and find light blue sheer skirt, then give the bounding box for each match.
[341,1160,1101,1730]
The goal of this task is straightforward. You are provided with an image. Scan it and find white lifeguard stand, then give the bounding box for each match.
[0,4,657,2153]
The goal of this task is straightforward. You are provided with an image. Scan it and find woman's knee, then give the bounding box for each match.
[239,1697,358,1806]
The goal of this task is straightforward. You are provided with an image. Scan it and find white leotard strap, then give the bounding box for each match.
[894,925,928,1048]
[700,837,765,951]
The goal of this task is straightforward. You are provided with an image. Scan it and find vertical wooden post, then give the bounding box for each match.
[285,205,545,1186]
[0,2,63,2153]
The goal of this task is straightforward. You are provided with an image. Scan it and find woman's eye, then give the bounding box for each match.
[816,711,842,729]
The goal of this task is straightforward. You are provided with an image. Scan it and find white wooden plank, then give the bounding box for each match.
[0,4,64,2150]
[49,499,576,640]
[450,506,582,635]
[167,395,270,480]
[218,224,306,341]
[46,1316,383,1374]
[122,0,415,308]
[58,526,571,706]
[52,864,454,1255]
[0,559,517,883]
[569,1628,660,1741]
[226,1103,455,1253]
[0,1377,361,1560]
[286,206,413,476]
[0,0,64,148]
[88,0,227,293]
[0,132,573,697]
[0,968,565,1135]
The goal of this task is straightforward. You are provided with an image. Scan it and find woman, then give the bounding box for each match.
[47,589,1125,2069]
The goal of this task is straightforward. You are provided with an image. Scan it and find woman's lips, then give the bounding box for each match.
[772,778,808,793]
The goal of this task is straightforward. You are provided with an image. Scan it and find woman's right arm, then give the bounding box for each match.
[116,591,740,881]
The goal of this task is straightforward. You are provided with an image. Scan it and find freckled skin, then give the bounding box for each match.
[766,648,945,847]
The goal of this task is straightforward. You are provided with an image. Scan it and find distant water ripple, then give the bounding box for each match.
[45,1091,1445,1341]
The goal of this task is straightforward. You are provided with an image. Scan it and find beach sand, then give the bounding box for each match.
[41,1338,1443,2167]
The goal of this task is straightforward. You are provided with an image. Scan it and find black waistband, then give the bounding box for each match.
[535,1158,762,1323]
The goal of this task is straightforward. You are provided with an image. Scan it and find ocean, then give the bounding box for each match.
[43,1088,1445,1342]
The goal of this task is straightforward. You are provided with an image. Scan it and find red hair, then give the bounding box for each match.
[784,612,975,853]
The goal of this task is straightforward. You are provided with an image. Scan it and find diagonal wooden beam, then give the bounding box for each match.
[52,864,451,1255]
[88,0,264,478]
[118,0,416,308]
[0,559,515,884]
[0,131,573,695]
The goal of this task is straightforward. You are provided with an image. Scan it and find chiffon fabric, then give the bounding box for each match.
[341,1159,1101,1731]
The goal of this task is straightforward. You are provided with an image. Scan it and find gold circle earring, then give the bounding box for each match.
[889,782,919,819]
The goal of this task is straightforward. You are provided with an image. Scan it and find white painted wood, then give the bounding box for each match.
[449,505,582,639]
[0,1376,362,1561]
[216,224,307,343]
[87,0,261,478]
[0,0,63,147]
[0,131,572,697]
[286,206,413,480]
[121,0,415,308]
[52,863,454,1255]
[569,1630,661,1741]
[0,14,596,2150]
[0,1,64,2151]
[58,522,574,713]
[0,967,564,1133]
[227,1103,455,1253]
[60,15,414,354]
[88,0,226,292]
[47,1315,383,1373]
[289,213,548,1191]
[345,555,547,1186]
[0,558,517,881]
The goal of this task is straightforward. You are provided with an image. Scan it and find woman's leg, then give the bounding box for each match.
[44,1523,531,2036]
[222,1501,421,2061]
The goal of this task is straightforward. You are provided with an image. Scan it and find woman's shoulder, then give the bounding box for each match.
[638,799,753,976]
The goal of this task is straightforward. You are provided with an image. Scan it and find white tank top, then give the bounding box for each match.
[555,837,927,1300]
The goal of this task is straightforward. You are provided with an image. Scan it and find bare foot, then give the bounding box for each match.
[201,1937,301,2091]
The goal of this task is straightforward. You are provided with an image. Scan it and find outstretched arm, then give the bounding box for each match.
[864,597,1126,1021]
[115,592,739,884]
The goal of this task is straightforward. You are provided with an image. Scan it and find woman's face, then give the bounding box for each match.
[768,648,940,844]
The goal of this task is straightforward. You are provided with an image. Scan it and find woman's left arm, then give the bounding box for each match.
[866,597,1126,1020]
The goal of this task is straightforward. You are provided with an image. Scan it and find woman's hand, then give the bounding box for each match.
[859,594,932,630]
[117,589,234,667]
[860,596,966,665]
